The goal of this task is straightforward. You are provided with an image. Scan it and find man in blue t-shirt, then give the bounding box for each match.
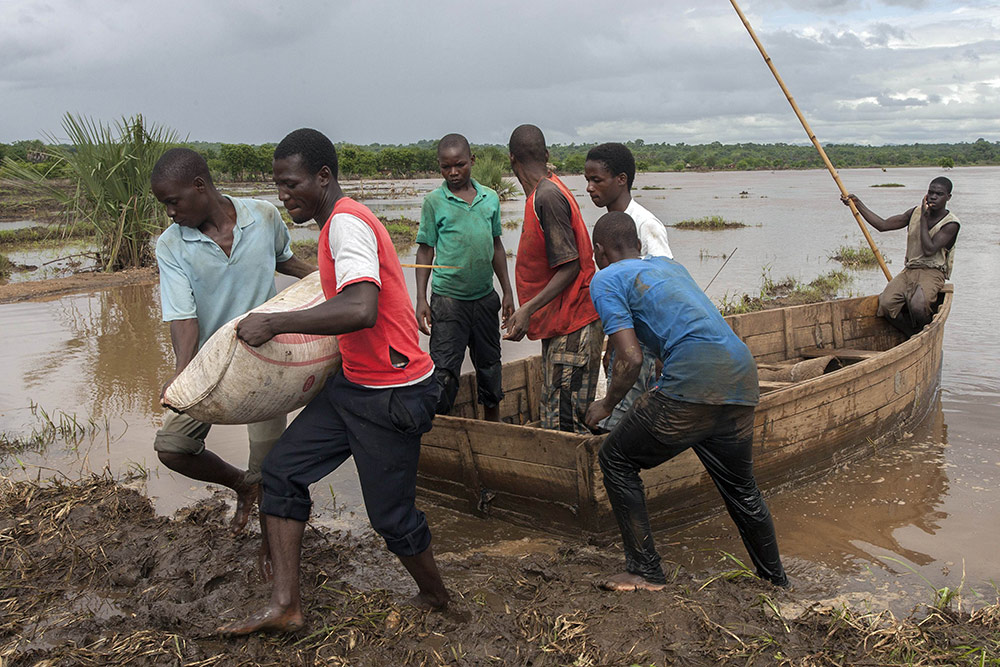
[584,211,787,592]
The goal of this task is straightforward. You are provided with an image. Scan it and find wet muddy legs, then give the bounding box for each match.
[598,394,788,589]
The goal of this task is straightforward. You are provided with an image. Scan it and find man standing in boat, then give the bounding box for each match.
[584,211,788,591]
[504,124,604,435]
[842,177,959,336]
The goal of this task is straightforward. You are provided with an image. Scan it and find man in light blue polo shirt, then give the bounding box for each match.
[151,148,315,535]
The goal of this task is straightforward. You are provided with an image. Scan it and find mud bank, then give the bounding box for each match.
[0,267,157,304]
[2,477,997,666]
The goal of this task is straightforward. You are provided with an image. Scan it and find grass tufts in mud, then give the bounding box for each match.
[674,215,747,230]
[1,476,998,665]
[719,267,853,315]
[0,254,11,280]
[871,183,906,187]
[291,239,319,262]
[0,182,70,223]
[830,243,885,268]
[382,216,419,251]
[0,221,97,247]
[289,217,419,260]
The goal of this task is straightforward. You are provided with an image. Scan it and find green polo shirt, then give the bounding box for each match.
[416,179,502,301]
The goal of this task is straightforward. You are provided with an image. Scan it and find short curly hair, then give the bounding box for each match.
[151,147,211,185]
[274,128,338,177]
[586,143,635,190]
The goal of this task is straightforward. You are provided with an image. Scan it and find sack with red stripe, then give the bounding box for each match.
[162,272,341,424]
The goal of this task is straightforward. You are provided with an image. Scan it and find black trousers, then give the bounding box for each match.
[599,390,787,586]
[429,291,503,414]
[260,373,439,557]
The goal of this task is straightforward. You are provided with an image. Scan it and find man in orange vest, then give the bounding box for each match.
[219,129,449,635]
[504,124,603,434]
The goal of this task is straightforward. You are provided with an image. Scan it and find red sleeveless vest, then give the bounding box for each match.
[318,198,433,386]
[515,174,599,340]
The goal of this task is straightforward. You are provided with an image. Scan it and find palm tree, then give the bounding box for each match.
[2,113,178,271]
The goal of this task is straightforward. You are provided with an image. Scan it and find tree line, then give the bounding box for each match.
[2,136,997,182]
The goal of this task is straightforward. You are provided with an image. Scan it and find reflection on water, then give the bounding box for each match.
[1,167,998,610]
[49,284,173,418]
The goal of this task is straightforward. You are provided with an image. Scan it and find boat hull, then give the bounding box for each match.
[417,289,951,537]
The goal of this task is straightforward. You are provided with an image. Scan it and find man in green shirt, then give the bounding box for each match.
[415,133,514,421]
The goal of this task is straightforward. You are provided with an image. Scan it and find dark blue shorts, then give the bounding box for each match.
[260,372,440,557]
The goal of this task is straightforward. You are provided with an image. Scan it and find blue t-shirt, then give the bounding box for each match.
[590,256,759,406]
[156,196,293,349]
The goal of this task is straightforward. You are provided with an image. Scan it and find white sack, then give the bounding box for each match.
[163,272,341,424]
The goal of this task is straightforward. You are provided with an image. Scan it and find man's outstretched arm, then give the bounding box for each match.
[841,194,912,232]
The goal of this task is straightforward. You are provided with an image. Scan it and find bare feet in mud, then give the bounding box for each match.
[600,572,667,592]
[217,605,305,636]
[230,483,258,535]
[408,590,450,611]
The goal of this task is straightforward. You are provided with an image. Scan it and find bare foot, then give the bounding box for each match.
[230,482,259,535]
[217,604,305,636]
[600,572,667,592]
[408,590,450,611]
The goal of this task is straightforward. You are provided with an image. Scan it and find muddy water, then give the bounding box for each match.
[1,166,997,612]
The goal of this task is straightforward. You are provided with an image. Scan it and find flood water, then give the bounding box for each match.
[1,166,997,611]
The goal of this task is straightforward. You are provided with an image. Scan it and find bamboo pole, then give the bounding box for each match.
[729,0,893,281]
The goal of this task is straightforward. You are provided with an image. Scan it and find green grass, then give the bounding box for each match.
[502,218,522,230]
[719,267,853,315]
[0,253,12,280]
[830,243,883,268]
[871,183,905,188]
[673,215,746,230]
[639,185,665,190]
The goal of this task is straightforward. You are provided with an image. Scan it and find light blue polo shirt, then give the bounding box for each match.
[156,196,293,349]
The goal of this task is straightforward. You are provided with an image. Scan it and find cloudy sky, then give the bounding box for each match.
[3,0,999,146]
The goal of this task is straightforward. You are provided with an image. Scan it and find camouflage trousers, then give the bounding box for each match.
[540,319,604,434]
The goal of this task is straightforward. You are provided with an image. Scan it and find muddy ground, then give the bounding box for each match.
[1,476,997,666]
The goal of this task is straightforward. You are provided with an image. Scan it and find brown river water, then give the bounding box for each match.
[1,166,997,611]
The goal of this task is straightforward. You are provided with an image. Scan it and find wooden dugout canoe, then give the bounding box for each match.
[416,287,952,538]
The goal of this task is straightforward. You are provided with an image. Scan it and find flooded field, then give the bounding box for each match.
[1,166,997,616]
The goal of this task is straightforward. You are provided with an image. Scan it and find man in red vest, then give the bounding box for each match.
[504,124,603,434]
[219,129,449,635]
